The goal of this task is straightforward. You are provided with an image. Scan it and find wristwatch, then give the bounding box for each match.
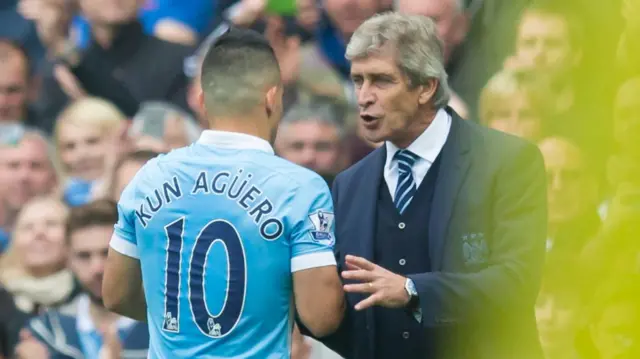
[404,278,419,308]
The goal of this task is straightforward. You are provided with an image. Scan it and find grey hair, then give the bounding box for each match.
[281,102,346,139]
[0,125,62,180]
[346,12,451,109]
[393,0,465,12]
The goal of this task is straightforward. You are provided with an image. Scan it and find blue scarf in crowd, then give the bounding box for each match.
[64,178,95,207]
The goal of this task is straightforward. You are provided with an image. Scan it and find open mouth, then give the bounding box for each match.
[360,114,377,123]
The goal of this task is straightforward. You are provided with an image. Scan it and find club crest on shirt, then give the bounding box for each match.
[308,211,335,245]
[462,232,489,265]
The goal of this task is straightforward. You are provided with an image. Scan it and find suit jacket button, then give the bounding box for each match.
[402,331,410,339]
[398,222,406,229]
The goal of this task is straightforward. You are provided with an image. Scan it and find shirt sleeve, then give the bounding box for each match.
[110,179,140,259]
[289,176,337,273]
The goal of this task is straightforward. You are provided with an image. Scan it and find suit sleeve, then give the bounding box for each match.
[408,142,547,326]
[297,174,354,358]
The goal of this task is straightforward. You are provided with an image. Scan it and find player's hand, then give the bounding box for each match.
[14,329,50,359]
[342,255,410,311]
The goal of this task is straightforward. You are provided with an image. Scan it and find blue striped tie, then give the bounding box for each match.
[394,150,419,214]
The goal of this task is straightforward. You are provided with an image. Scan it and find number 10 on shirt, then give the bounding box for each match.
[161,217,247,338]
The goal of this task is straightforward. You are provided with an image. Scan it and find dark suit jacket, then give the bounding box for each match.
[304,108,547,359]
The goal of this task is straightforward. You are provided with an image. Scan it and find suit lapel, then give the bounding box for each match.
[429,110,472,270]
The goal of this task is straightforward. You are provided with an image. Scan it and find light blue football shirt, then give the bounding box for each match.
[110,130,337,359]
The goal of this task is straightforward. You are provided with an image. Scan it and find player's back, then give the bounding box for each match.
[120,133,336,359]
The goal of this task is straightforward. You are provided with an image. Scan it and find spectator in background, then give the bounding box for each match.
[535,268,585,359]
[616,0,640,78]
[102,150,160,202]
[275,99,347,179]
[19,0,194,128]
[577,275,640,359]
[53,97,126,207]
[294,0,383,101]
[394,0,470,118]
[17,200,149,359]
[503,1,612,159]
[0,0,45,70]
[0,40,38,129]
[0,196,80,317]
[479,69,548,142]
[0,130,58,236]
[129,101,202,153]
[0,285,23,359]
[538,137,601,260]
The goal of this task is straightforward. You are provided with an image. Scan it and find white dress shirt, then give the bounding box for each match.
[384,109,452,198]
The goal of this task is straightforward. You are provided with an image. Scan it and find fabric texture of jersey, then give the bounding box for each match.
[110,131,336,359]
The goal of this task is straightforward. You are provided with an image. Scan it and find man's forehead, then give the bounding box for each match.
[4,139,48,160]
[350,53,399,75]
[397,0,456,17]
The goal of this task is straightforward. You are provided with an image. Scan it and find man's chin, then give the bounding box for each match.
[87,290,104,307]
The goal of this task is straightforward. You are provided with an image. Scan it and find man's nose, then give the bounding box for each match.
[357,83,375,108]
[300,147,316,166]
[90,256,107,276]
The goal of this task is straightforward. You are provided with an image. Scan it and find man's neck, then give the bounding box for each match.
[208,116,271,143]
[89,300,118,329]
[92,24,117,49]
[390,108,438,149]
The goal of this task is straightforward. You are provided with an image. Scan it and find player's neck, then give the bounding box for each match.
[207,117,272,142]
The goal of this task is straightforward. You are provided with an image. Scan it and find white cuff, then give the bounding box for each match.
[110,233,139,259]
[291,251,336,272]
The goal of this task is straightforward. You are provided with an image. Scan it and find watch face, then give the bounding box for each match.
[406,279,417,296]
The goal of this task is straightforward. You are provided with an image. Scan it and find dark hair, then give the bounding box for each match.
[109,149,160,197]
[199,26,281,116]
[66,199,119,244]
[522,0,585,50]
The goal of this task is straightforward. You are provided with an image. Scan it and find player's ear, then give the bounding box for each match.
[196,87,206,114]
[265,85,283,119]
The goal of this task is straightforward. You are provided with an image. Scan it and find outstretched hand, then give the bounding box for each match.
[342,255,410,311]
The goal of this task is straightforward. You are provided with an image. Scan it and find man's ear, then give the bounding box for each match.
[418,78,438,106]
[265,85,282,117]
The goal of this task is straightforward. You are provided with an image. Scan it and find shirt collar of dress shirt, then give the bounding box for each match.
[385,108,451,170]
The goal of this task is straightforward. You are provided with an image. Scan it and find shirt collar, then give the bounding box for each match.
[385,108,451,169]
[197,130,274,155]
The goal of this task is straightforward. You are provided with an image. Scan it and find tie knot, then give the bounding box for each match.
[395,150,419,173]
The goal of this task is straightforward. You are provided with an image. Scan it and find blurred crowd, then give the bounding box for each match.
[0,0,638,358]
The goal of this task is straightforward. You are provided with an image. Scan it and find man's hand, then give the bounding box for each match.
[18,0,74,53]
[14,329,50,359]
[342,255,410,311]
[265,16,300,85]
[98,323,123,359]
